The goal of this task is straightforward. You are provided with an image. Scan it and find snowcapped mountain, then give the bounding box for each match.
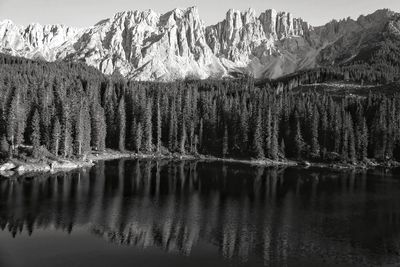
[0,7,399,81]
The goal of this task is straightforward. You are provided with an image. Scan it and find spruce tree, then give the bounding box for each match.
[82,101,92,154]
[270,117,279,160]
[333,108,342,154]
[348,116,356,163]
[135,122,143,153]
[7,92,25,157]
[30,109,41,152]
[265,107,272,157]
[239,100,248,154]
[51,118,61,156]
[104,82,117,148]
[156,100,162,153]
[75,102,85,156]
[358,117,368,160]
[280,139,286,158]
[341,113,349,161]
[91,105,106,151]
[189,121,195,153]
[130,118,137,151]
[222,125,228,157]
[180,119,186,154]
[252,108,264,159]
[144,101,152,152]
[320,107,328,158]
[117,97,126,151]
[310,106,320,157]
[168,102,177,152]
[0,109,8,154]
[61,104,72,158]
[294,120,305,159]
[198,118,203,151]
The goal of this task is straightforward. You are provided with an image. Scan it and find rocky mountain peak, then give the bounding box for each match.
[0,7,398,81]
[386,14,400,36]
[205,8,310,68]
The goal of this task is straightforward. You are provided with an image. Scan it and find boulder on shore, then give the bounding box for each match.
[0,162,16,171]
[50,161,79,171]
[0,170,15,178]
[15,163,51,173]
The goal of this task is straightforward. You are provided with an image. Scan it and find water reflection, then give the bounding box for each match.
[1,160,400,266]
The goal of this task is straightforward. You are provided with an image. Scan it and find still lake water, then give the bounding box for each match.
[1,159,400,267]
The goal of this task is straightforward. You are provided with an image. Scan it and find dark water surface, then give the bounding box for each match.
[1,159,400,267]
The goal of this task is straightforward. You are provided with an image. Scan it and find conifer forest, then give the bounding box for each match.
[0,53,399,163]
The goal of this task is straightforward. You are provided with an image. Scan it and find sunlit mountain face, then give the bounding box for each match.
[0,8,399,81]
[1,160,400,267]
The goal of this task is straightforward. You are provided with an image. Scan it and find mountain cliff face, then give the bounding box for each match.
[204,8,313,78]
[0,20,81,61]
[0,7,398,81]
[63,7,226,80]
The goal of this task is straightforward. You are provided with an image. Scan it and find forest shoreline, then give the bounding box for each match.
[1,149,399,179]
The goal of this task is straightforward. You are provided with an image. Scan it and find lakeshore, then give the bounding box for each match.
[1,149,399,179]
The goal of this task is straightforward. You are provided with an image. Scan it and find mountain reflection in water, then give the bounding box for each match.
[1,160,400,267]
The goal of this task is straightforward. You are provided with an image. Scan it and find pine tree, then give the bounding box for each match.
[30,109,41,152]
[294,120,305,159]
[385,100,395,160]
[348,117,356,163]
[117,97,126,151]
[280,139,286,158]
[222,125,228,157]
[341,113,349,161]
[144,101,152,152]
[209,99,218,152]
[135,122,143,153]
[0,109,8,154]
[91,105,106,151]
[265,107,272,157]
[156,99,162,153]
[82,101,92,154]
[239,100,248,154]
[252,108,264,159]
[198,118,203,151]
[39,82,52,147]
[180,119,186,154]
[168,102,177,152]
[372,103,387,160]
[333,108,342,154]
[270,116,279,160]
[51,117,61,156]
[189,121,195,153]
[319,106,328,158]
[358,117,368,160]
[61,103,72,158]
[7,91,24,157]
[75,102,85,156]
[130,118,137,151]
[310,106,320,157]
[104,82,117,148]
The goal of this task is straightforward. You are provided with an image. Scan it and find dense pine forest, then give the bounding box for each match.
[0,53,399,163]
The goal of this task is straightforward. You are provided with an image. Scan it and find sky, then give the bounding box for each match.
[1,0,399,28]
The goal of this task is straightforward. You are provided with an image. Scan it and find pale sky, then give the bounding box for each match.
[1,0,399,27]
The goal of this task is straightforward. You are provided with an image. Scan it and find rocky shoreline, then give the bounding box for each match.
[1,150,399,179]
[0,157,95,178]
[0,150,176,178]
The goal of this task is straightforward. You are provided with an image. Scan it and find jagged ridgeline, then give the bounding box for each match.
[1,7,400,81]
[0,53,400,162]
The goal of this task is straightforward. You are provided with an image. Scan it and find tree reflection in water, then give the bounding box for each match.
[1,160,400,266]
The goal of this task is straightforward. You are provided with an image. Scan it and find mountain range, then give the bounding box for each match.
[0,7,399,81]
